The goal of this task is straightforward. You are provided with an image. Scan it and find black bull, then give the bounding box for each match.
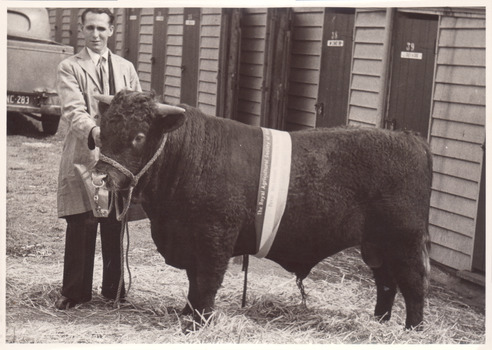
[94,90,433,330]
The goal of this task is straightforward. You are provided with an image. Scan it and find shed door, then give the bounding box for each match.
[386,12,438,137]
[217,8,242,120]
[106,8,116,53]
[316,8,355,128]
[124,9,141,68]
[151,8,169,98]
[262,8,292,130]
[180,8,200,106]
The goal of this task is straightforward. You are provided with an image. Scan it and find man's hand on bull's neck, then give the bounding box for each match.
[92,127,102,148]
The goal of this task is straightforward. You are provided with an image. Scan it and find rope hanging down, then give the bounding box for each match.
[98,134,169,307]
[114,215,131,307]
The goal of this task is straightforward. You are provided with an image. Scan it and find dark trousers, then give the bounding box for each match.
[61,210,125,302]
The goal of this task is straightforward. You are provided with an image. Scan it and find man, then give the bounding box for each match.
[55,8,141,309]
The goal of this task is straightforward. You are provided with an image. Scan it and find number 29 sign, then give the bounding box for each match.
[401,42,422,60]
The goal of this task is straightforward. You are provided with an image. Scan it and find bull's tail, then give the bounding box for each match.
[422,232,431,294]
[406,131,433,294]
[422,137,433,294]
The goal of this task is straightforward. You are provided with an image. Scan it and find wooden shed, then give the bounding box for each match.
[346,8,486,278]
[49,6,485,280]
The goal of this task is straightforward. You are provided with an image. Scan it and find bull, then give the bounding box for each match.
[94,90,433,331]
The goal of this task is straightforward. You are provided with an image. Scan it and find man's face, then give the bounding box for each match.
[82,12,114,54]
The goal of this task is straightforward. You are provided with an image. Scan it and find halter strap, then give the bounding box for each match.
[98,133,169,220]
[99,153,138,187]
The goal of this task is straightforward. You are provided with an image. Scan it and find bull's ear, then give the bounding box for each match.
[155,103,186,133]
[158,113,186,134]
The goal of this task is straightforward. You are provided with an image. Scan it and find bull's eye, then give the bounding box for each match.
[132,132,147,150]
[134,134,145,143]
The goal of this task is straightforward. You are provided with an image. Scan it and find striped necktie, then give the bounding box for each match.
[98,56,109,95]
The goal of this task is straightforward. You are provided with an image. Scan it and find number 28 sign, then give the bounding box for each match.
[327,31,344,47]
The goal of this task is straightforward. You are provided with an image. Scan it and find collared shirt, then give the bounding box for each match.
[86,47,109,92]
[86,46,109,69]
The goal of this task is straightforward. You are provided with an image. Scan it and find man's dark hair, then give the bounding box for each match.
[81,8,115,25]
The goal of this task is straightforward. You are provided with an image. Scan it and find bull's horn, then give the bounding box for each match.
[93,94,114,104]
[156,103,186,115]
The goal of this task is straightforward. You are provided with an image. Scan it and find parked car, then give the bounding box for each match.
[7,7,74,134]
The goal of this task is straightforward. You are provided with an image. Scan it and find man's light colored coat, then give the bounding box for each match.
[56,47,141,217]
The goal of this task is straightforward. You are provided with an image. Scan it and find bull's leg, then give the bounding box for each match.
[182,268,199,316]
[181,243,231,332]
[391,235,428,330]
[394,265,426,329]
[372,264,397,322]
[181,263,228,333]
[361,241,397,322]
[192,259,228,319]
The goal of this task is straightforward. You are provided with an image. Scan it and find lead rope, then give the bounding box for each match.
[98,134,169,308]
[114,211,130,308]
[112,191,133,308]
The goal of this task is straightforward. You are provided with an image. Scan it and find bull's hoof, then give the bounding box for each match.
[55,296,78,310]
[374,312,391,323]
[405,322,424,331]
[181,319,202,334]
[181,304,193,316]
[180,310,215,334]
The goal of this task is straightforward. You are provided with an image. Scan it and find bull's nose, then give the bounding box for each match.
[91,171,107,187]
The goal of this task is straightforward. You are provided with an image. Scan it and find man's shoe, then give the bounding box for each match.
[55,296,78,310]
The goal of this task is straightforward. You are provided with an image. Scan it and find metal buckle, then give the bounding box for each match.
[92,175,109,217]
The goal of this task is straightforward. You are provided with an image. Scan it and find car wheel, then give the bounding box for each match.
[7,112,20,134]
[41,114,60,135]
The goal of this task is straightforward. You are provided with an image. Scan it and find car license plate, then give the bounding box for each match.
[7,93,35,106]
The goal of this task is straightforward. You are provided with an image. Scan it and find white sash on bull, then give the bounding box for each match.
[254,128,292,258]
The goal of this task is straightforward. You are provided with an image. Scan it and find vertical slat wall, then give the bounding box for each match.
[48,9,56,40]
[236,8,268,126]
[347,9,387,127]
[284,7,324,131]
[48,9,71,46]
[53,9,61,42]
[59,9,69,44]
[138,9,154,91]
[428,14,486,271]
[163,8,184,105]
[75,8,86,52]
[198,8,222,116]
[113,8,125,56]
